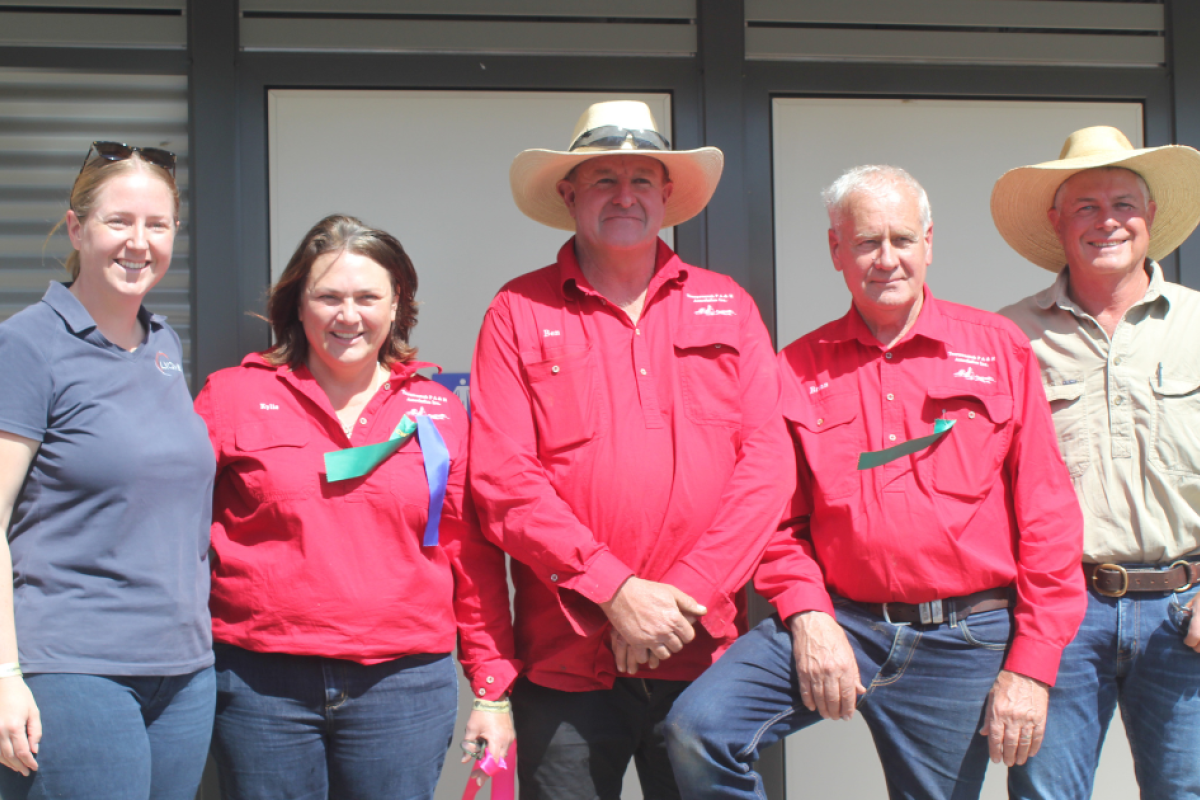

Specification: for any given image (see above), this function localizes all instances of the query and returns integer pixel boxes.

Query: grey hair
[1052,166,1152,211]
[822,165,932,230]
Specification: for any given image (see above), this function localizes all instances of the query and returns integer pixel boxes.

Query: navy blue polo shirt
[0,283,214,675]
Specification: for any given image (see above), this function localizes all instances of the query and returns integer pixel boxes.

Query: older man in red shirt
[469,101,793,799]
[666,165,1086,800]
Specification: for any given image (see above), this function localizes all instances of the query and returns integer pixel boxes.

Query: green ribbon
[324,415,417,482]
[857,418,955,470]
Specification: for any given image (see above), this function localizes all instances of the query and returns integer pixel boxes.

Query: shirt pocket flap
[784,396,859,434]
[926,385,1013,424]
[235,422,309,452]
[523,345,591,384]
[673,322,740,354]
[1043,382,1085,403]
[1151,375,1200,398]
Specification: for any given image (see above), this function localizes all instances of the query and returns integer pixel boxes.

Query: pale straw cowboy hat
[991,126,1200,271]
[510,100,724,231]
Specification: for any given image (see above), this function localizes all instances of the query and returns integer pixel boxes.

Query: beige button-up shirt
[1001,262,1200,564]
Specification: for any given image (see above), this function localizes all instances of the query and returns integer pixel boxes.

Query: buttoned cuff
[660,561,736,638]
[769,584,836,623]
[1003,634,1063,687]
[464,658,522,701]
[556,550,635,605]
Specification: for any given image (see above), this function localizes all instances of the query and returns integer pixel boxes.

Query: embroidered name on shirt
[954,366,997,384]
[154,352,183,376]
[949,351,996,368]
[687,293,734,304]
[810,382,829,395]
[695,305,736,317]
[259,403,279,410]
[543,330,561,337]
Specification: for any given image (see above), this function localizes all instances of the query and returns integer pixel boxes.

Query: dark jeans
[0,667,216,800]
[211,645,457,800]
[511,674,690,800]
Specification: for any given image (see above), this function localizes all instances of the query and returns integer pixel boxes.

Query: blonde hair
[48,152,180,279]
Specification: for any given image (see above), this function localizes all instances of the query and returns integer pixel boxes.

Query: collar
[42,281,161,337]
[818,285,947,349]
[1037,260,1170,315]
[556,237,688,301]
[242,352,441,384]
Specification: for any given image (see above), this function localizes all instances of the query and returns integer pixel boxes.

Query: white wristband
[0,663,22,679]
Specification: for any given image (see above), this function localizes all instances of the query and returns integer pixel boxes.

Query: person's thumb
[670,587,707,616]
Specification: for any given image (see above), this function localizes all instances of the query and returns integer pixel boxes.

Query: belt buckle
[919,599,944,625]
[1092,563,1129,598]
[1170,560,1198,593]
[880,603,909,626]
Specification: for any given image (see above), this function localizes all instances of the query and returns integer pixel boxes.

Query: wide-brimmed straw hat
[991,126,1200,271]
[510,100,724,231]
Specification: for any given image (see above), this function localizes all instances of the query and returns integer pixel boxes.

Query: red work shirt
[470,239,794,691]
[194,354,520,700]
[758,289,1086,685]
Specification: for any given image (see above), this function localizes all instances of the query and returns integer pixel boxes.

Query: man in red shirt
[665,165,1086,799]
[469,100,793,798]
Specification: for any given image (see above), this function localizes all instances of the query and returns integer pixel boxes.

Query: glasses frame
[79,141,177,177]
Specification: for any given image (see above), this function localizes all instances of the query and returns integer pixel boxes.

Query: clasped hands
[602,576,707,675]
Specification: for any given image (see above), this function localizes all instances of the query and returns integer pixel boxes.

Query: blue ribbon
[415,415,450,547]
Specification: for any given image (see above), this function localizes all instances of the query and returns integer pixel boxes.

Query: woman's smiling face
[299,250,399,378]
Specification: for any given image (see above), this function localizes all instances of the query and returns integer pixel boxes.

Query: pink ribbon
[461,740,516,800]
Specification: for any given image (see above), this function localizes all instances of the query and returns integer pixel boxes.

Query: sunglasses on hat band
[80,141,176,177]
[569,125,671,153]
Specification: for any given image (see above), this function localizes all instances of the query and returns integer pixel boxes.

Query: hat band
[568,125,671,153]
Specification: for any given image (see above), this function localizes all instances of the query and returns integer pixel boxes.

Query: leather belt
[857,587,1012,626]
[1086,559,1200,598]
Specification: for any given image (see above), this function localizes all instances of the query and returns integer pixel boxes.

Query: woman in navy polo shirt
[195,215,517,800]
[0,143,216,800]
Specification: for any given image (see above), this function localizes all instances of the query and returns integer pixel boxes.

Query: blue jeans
[1009,583,1200,800]
[211,645,457,800]
[0,667,215,800]
[666,600,1012,800]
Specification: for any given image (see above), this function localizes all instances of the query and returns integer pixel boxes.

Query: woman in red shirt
[195,214,517,800]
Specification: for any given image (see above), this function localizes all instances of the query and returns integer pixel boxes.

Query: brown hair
[265,214,419,369]
[49,152,181,280]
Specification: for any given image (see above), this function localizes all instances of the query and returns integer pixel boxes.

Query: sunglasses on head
[80,141,176,177]
[569,125,671,153]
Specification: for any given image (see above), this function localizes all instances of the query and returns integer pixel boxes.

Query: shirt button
[884,352,893,360]
[886,393,895,401]
[478,688,487,697]
[359,418,367,425]
[486,676,495,684]
[550,574,558,582]
[640,368,648,376]
[968,411,976,419]
[1113,357,1122,366]
[635,329,641,335]
[714,344,722,349]
[551,365,560,374]
[816,418,824,426]
[1114,396,1124,405]
[889,434,897,441]
[383,382,390,390]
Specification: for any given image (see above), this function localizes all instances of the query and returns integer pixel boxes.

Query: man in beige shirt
[994,126,1200,800]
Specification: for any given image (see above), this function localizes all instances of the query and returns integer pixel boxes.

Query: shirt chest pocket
[233,422,316,501]
[785,394,860,501]
[675,323,742,428]
[523,345,601,456]
[1150,374,1200,478]
[925,386,1013,501]
[1043,380,1090,478]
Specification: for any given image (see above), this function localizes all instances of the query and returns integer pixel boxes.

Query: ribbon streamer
[462,741,516,800]
[323,414,450,546]
[857,418,955,470]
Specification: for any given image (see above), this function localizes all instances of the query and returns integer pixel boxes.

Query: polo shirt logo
[687,293,734,303]
[155,352,183,376]
[695,305,736,317]
[953,366,996,384]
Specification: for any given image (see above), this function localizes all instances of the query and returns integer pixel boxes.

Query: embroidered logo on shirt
[154,352,183,376]
[695,305,736,317]
[948,351,996,369]
[259,403,279,410]
[810,382,829,395]
[543,329,561,337]
[687,293,734,304]
[406,405,449,421]
[401,390,447,406]
[953,366,997,384]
